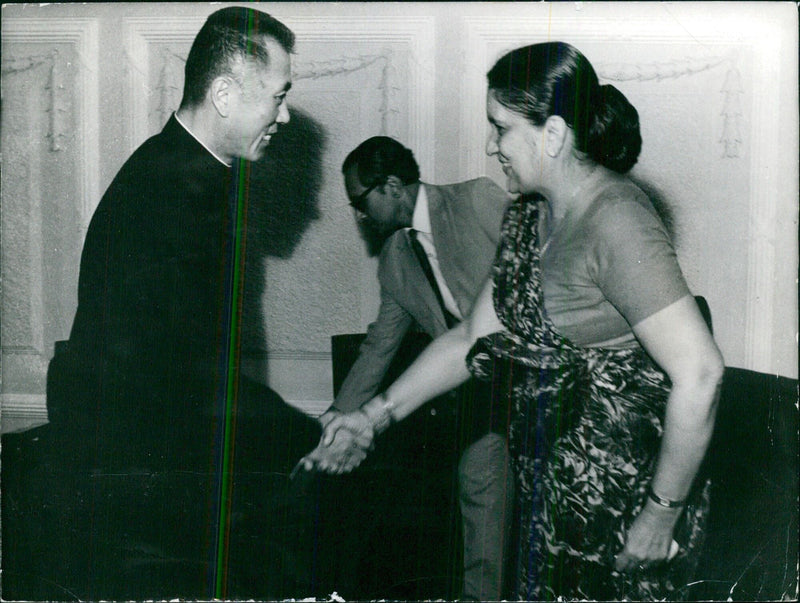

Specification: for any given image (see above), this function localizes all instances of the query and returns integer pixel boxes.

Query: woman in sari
[321,41,723,601]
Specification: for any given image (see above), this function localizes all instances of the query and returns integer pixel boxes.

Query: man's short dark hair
[181,6,295,109]
[342,136,421,187]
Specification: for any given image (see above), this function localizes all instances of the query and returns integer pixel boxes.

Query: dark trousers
[1,377,322,601]
[458,432,513,601]
[313,378,513,601]
[314,394,466,600]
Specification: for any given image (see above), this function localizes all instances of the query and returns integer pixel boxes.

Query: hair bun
[587,84,642,173]
[487,43,642,173]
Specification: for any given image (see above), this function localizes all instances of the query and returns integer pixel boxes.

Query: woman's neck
[544,161,603,228]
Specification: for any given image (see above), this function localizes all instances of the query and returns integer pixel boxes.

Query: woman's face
[485,91,546,195]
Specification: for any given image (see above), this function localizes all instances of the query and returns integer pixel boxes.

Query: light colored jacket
[333,177,510,412]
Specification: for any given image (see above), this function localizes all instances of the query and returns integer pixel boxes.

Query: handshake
[294,393,396,475]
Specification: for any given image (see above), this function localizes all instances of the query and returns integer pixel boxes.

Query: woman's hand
[321,410,375,450]
[614,499,682,572]
[618,294,723,572]
[294,410,375,475]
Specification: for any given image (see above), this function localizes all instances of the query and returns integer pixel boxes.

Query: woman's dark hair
[341,136,421,188]
[487,42,641,173]
[181,6,295,109]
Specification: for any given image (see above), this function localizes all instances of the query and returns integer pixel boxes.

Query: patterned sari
[467,199,709,601]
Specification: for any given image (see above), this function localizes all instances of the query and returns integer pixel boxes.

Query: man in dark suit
[304,137,514,601]
[5,7,320,601]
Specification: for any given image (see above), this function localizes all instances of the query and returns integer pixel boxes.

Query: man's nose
[277,100,290,124]
[485,133,498,156]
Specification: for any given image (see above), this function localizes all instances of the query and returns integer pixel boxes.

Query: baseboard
[1,394,49,434]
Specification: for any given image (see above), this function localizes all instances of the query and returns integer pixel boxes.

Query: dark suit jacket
[38,115,321,599]
[51,115,252,467]
[332,178,509,413]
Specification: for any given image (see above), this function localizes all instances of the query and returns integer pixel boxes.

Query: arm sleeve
[331,286,414,413]
[469,177,511,246]
[589,197,691,328]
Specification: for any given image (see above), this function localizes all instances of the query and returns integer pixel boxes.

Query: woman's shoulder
[585,176,661,233]
[588,173,649,207]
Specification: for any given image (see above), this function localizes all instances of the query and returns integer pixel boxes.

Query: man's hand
[296,410,375,475]
[321,410,374,448]
[317,409,341,431]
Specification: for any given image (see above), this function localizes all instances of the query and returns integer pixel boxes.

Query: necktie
[408,229,458,329]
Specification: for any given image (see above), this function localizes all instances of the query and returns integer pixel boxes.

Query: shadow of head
[239,108,326,353]
[244,107,325,259]
[629,176,676,242]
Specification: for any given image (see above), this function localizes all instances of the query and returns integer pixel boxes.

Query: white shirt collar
[407,183,464,320]
[173,112,231,168]
[410,184,431,235]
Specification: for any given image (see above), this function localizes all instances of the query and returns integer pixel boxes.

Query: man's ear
[385,175,404,196]
[210,76,233,117]
[544,115,568,158]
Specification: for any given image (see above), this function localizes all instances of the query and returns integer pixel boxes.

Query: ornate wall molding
[1,394,48,434]
[2,17,100,229]
[280,15,436,177]
[459,12,787,374]
[459,15,746,177]
[596,55,743,158]
[2,49,66,151]
[1,17,100,426]
[124,15,435,178]
[144,47,397,143]
[742,33,783,373]
[123,17,203,155]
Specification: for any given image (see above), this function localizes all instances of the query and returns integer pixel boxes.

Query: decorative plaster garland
[2,49,67,151]
[153,48,396,136]
[4,48,741,157]
[293,50,395,134]
[596,54,743,158]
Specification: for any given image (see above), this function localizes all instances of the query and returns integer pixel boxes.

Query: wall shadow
[239,108,326,354]
[629,175,676,241]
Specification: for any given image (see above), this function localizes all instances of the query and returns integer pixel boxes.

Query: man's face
[226,38,292,162]
[344,166,407,235]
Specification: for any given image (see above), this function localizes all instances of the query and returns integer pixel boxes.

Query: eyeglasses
[349,180,383,213]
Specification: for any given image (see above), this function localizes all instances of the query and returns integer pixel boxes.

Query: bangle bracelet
[362,392,395,434]
[376,392,395,433]
[648,487,687,508]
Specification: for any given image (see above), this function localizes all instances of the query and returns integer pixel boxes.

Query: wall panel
[1,17,99,431]
[1,3,795,430]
